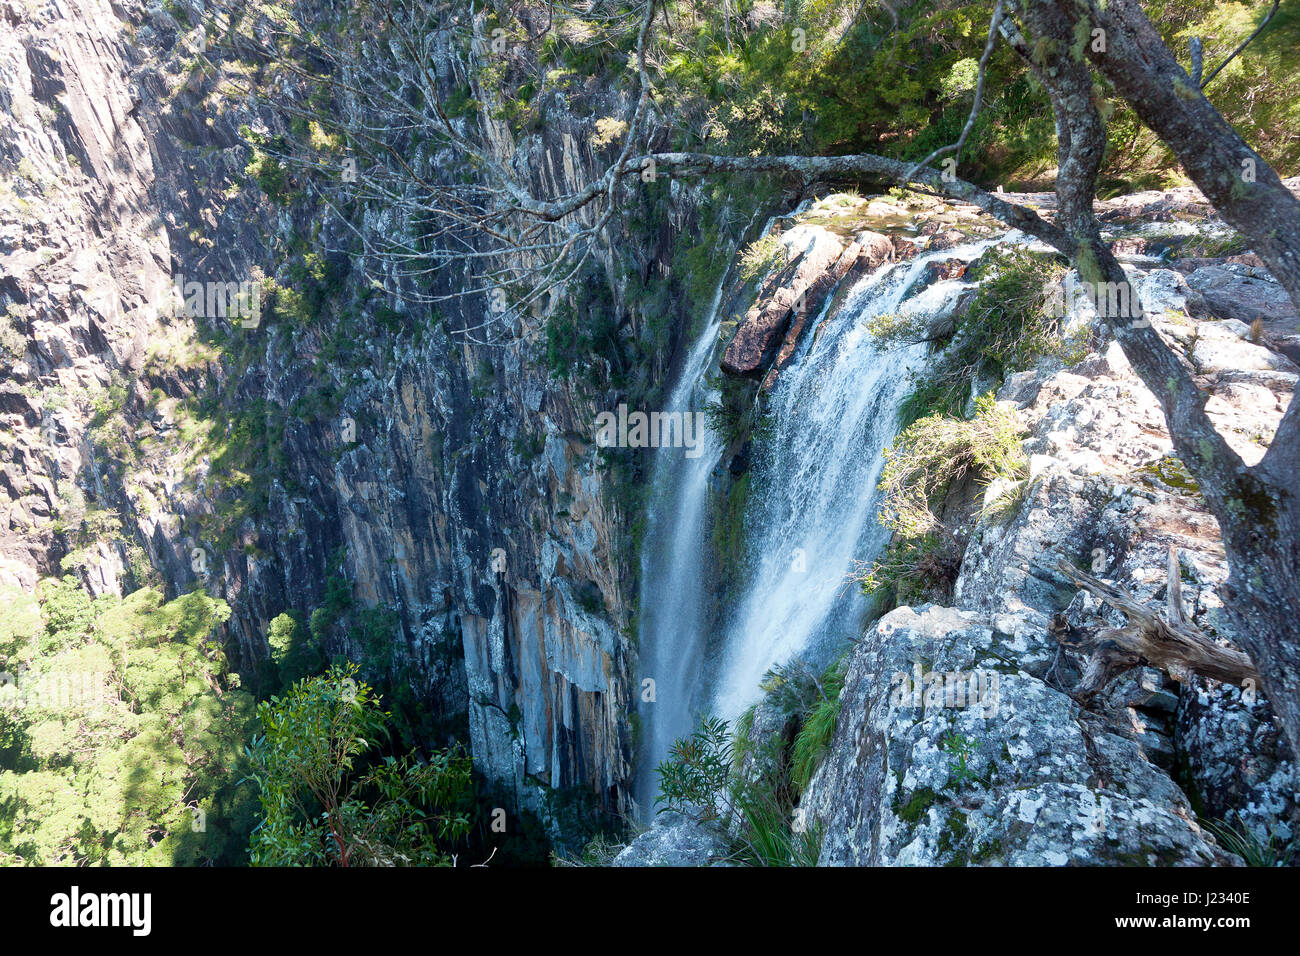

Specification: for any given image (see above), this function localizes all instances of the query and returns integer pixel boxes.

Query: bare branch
[1052,554,1259,699]
[1200,0,1280,90]
[904,0,1004,183]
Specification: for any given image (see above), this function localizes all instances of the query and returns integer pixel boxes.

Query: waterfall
[711,243,995,719]
[632,285,726,812]
[634,223,1003,812]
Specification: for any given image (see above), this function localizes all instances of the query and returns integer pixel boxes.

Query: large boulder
[720,227,845,378]
[797,606,1237,866]
[611,811,731,867]
[721,227,906,379]
[1186,265,1299,328]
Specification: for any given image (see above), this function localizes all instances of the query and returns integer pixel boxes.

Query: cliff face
[1,0,169,594]
[0,0,734,825]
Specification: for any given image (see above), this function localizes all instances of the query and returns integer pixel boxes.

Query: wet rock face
[719,224,915,380]
[799,606,1236,866]
[720,228,848,378]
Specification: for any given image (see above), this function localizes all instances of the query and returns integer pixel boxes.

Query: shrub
[877,395,1028,541]
[790,658,848,794]
[655,714,734,822]
[1202,813,1297,868]
[737,234,788,283]
[702,372,757,450]
[246,663,473,866]
[856,395,1027,607]
[879,247,1078,424]
[655,714,823,866]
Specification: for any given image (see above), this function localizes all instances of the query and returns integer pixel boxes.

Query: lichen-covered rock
[1177,683,1299,845]
[611,812,731,867]
[798,606,1237,865]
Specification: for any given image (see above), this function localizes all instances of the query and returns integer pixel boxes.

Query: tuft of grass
[886,247,1080,426]
[789,654,849,794]
[877,395,1028,542]
[1203,814,1296,867]
[854,396,1027,610]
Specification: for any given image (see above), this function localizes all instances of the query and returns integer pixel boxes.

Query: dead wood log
[1049,547,1259,703]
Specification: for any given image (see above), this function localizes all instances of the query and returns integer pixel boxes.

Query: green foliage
[35,576,95,654]
[790,660,848,794]
[296,556,454,746]
[657,655,848,866]
[940,731,983,791]
[961,248,1082,375]
[246,663,472,866]
[857,532,963,608]
[0,582,255,865]
[655,714,734,822]
[883,248,1076,425]
[878,395,1028,541]
[737,234,788,283]
[638,2,1300,193]
[861,250,1083,608]
[702,372,758,450]
[266,611,324,688]
[542,275,621,383]
[709,471,751,601]
[1100,1,1300,192]
[857,396,1027,608]
[263,252,346,329]
[240,125,292,205]
[551,831,627,867]
[1202,812,1297,867]
[0,587,40,661]
[167,392,289,552]
[0,305,27,364]
[655,713,823,867]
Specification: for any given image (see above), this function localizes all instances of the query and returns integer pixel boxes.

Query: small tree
[246,663,472,866]
[655,715,735,822]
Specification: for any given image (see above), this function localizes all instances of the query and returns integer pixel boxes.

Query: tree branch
[1052,553,1259,701]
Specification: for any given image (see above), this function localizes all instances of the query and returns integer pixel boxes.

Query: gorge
[0,0,1297,870]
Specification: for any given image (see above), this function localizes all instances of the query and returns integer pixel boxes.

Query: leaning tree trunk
[1009,0,1300,760]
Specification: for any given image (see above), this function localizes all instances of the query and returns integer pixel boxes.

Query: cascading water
[712,239,999,719]
[634,220,1004,813]
[632,289,726,812]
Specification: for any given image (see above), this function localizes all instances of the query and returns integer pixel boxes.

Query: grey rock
[1187,266,1299,328]
[798,606,1237,865]
[612,812,732,867]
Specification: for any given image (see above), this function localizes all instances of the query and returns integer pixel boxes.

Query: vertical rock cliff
[0,0,755,832]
